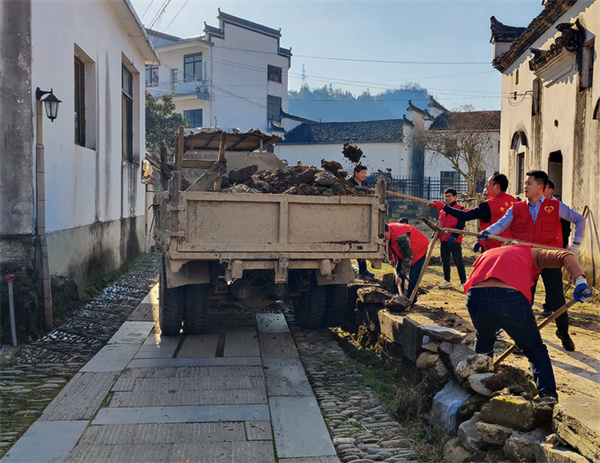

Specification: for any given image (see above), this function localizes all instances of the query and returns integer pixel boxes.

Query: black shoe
[556,330,575,352]
[541,310,553,317]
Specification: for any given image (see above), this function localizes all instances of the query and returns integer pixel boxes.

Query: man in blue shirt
[481,171,585,351]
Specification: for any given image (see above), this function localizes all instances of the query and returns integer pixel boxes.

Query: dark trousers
[357,259,367,274]
[536,268,568,332]
[440,241,467,284]
[466,287,557,399]
[397,255,426,302]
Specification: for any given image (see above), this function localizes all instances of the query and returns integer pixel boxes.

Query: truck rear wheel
[184,284,210,335]
[326,284,349,327]
[294,279,327,329]
[159,256,185,336]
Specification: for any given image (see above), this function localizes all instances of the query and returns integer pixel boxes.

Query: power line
[163,0,189,34]
[140,0,156,20]
[293,54,489,65]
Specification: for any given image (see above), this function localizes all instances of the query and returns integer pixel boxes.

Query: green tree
[145,92,188,156]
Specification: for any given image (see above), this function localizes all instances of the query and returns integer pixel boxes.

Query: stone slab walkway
[1,288,339,463]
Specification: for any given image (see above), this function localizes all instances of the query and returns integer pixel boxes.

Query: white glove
[568,243,580,254]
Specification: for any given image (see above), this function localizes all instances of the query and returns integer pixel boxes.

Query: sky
[129,0,545,111]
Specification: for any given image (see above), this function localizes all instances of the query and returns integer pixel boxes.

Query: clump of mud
[222,164,366,196]
[342,142,363,164]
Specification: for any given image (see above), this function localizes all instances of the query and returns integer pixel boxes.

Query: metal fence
[364,174,472,202]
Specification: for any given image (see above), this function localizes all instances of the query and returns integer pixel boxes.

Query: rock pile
[221,164,366,196]
[353,300,600,463]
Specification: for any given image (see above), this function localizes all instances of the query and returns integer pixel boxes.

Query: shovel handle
[493,294,589,366]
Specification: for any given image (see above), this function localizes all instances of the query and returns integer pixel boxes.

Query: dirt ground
[367,235,600,402]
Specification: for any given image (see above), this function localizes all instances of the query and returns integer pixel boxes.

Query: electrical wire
[162,0,189,34]
[140,0,156,20]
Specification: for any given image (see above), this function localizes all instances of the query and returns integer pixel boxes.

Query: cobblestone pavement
[0,254,160,457]
[291,328,418,463]
[1,253,419,462]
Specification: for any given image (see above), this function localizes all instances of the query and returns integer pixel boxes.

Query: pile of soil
[222,164,367,196]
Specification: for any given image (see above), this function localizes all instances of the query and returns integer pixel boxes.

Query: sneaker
[540,310,553,317]
[496,329,507,341]
[439,280,453,289]
[556,330,575,352]
[359,270,375,280]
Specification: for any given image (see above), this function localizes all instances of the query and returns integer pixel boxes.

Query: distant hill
[287,85,430,122]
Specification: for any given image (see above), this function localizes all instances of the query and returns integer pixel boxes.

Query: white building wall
[275,142,408,176]
[210,23,289,132]
[498,0,600,277]
[31,0,149,286]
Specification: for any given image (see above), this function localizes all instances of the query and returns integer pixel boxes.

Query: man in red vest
[430,172,517,252]
[464,245,591,400]
[433,188,467,289]
[385,222,429,302]
[480,170,586,351]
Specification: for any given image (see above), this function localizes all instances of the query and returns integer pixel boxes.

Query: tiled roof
[429,111,501,131]
[279,119,408,145]
[490,16,527,43]
[216,10,281,38]
[492,0,578,72]
[428,96,448,113]
[407,100,434,120]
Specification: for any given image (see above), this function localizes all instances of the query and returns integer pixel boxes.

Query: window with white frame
[145,65,159,86]
[74,44,96,149]
[74,56,86,147]
[184,109,203,128]
[184,53,202,82]
[267,95,281,121]
[122,64,133,162]
[268,65,282,83]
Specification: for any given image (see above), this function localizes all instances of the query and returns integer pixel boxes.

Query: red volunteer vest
[480,191,517,251]
[510,198,562,248]
[464,245,540,303]
[388,223,429,265]
[439,203,465,243]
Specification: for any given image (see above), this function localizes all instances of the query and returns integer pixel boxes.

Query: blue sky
[130,0,544,111]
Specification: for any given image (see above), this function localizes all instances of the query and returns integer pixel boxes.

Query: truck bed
[159,191,386,262]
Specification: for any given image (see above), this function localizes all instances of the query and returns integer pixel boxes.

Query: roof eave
[110,0,159,64]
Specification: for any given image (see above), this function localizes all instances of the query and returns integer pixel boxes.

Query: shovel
[419,216,564,251]
[407,224,441,305]
[493,292,590,366]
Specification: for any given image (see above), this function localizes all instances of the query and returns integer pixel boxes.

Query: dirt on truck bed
[221,164,367,196]
[366,235,600,402]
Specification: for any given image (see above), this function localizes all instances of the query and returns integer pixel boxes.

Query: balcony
[146,79,209,100]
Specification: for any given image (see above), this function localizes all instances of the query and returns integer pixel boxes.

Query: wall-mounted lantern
[35,87,61,122]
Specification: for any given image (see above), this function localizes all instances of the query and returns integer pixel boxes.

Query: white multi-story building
[146,10,291,134]
[0,0,157,331]
[491,0,599,278]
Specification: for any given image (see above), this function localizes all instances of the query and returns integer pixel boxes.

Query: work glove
[473,242,482,253]
[429,200,444,211]
[478,230,490,241]
[567,243,580,254]
[447,236,456,247]
[573,278,592,303]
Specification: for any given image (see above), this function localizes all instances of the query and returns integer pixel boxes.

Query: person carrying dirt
[429,172,517,252]
[384,222,429,303]
[464,244,591,400]
[480,170,586,352]
[349,164,374,279]
[432,188,467,289]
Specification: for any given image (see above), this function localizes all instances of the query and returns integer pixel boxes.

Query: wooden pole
[419,216,563,251]
[493,298,581,366]
[408,223,440,305]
